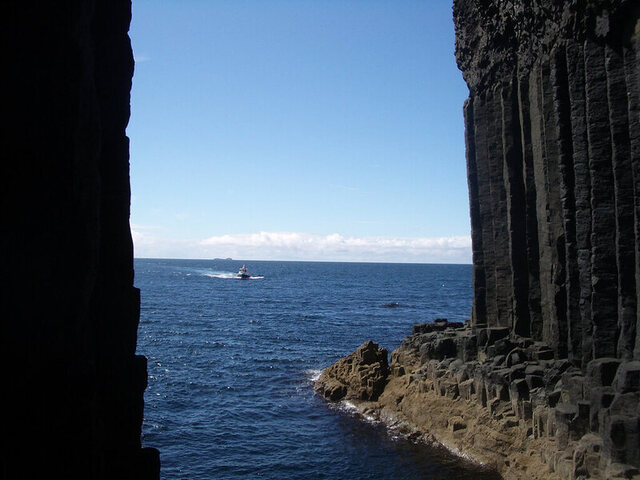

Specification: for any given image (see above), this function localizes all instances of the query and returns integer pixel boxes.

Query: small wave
[341,400,358,413]
[305,369,322,382]
[362,411,378,423]
[329,400,382,427]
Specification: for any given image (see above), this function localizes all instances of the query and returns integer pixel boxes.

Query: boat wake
[203,272,235,279]
[203,272,264,280]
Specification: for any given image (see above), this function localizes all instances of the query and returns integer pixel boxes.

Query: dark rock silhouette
[2,1,158,479]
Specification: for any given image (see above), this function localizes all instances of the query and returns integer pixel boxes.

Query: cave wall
[1,2,158,478]
[454,0,640,366]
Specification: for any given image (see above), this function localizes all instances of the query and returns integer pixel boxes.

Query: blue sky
[128,0,471,263]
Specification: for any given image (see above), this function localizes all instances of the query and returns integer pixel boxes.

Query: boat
[236,265,251,279]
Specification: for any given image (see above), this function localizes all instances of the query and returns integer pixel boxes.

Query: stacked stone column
[455,0,640,366]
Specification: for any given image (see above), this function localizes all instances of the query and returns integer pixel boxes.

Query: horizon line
[133,256,473,266]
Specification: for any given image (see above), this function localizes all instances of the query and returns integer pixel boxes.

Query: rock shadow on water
[325,396,501,480]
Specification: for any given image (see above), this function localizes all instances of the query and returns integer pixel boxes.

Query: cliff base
[315,322,640,480]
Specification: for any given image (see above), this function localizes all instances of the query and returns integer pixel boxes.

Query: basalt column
[1,2,159,479]
[454,0,640,365]
[628,11,640,361]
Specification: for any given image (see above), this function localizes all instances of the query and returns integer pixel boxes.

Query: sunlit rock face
[314,341,390,402]
[2,2,158,478]
[452,0,640,476]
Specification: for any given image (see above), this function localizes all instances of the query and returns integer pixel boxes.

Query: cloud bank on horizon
[131,228,472,264]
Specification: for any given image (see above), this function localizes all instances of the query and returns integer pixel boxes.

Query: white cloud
[131,227,471,264]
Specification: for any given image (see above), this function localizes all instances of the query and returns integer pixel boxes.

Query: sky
[128,0,471,263]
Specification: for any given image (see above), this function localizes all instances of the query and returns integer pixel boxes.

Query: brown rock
[314,341,389,402]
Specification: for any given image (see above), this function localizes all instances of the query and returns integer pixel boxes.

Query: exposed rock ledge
[314,321,640,480]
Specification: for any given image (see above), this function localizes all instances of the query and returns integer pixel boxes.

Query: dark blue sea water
[135,259,498,480]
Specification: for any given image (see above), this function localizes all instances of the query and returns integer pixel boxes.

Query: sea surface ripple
[135,259,499,480]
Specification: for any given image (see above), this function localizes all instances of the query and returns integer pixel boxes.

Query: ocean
[135,258,498,480]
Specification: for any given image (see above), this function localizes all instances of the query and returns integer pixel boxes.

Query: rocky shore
[314,320,640,480]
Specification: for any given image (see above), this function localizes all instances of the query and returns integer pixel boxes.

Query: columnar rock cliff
[455,0,640,365]
[317,2,640,479]
[2,2,158,478]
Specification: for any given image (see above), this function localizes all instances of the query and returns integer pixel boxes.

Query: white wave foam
[305,369,322,382]
[203,272,235,279]
[362,412,378,423]
[340,401,359,414]
[328,400,383,427]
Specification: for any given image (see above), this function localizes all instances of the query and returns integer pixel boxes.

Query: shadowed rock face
[455,0,640,365]
[1,2,158,478]
[445,0,640,476]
